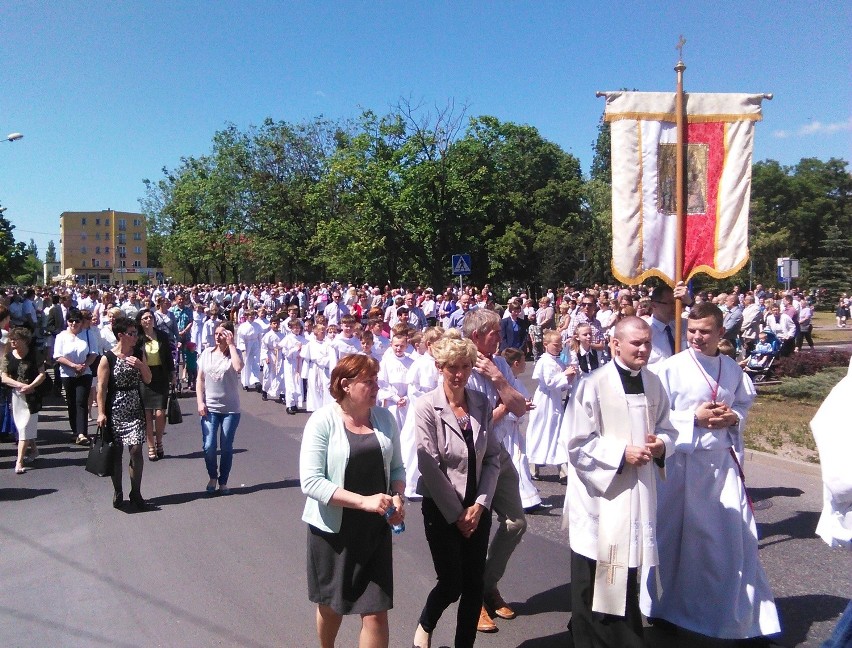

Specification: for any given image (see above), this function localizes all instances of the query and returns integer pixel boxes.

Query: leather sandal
[148,446,158,461]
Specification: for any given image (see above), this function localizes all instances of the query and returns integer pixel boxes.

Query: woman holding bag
[96,317,152,510]
[1,327,48,474]
[135,309,176,461]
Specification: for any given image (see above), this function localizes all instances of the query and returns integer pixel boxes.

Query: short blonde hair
[430,329,478,367]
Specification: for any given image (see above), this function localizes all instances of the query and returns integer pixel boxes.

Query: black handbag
[167,389,183,425]
[85,425,116,477]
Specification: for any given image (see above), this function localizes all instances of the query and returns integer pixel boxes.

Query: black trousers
[61,374,93,437]
[419,497,491,648]
[569,550,644,648]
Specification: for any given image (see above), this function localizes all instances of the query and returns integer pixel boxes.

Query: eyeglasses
[67,318,81,324]
[581,303,595,308]
[122,330,139,337]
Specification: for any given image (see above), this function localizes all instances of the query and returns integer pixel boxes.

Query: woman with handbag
[1,327,48,474]
[135,309,176,461]
[96,317,153,510]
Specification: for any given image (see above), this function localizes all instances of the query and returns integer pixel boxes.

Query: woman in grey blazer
[412,330,501,648]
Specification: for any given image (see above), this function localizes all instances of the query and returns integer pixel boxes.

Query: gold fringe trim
[611,253,751,286]
[605,112,762,124]
[684,253,751,283]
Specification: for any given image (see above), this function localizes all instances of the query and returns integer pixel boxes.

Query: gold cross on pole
[676,35,687,62]
[601,544,626,585]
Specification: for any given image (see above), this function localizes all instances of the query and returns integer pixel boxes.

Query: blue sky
[1,1,849,257]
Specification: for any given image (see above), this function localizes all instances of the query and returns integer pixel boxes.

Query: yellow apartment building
[59,210,155,285]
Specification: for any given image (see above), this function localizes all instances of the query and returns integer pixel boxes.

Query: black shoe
[261,391,268,401]
[113,491,123,509]
[254,383,262,393]
[287,406,297,415]
[524,502,553,514]
[129,491,152,511]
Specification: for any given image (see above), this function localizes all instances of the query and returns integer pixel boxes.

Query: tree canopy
[138,106,849,297]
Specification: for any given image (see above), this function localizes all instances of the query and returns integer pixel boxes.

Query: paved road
[1,383,848,648]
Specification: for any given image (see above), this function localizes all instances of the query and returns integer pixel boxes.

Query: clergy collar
[613,357,641,377]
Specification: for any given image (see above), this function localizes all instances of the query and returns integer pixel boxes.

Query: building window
[96,218,101,225]
[105,234,110,241]
[119,260,126,268]
[81,246,87,254]
[105,260,111,267]
[134,246,141,254]
[105,218,110,226]
[95,246,100,254]
[95,232,101,240]
[118,233,126,244]
[133,232,142,241]
[105,246,110,254]
[81,233,87,240]
[118,219,126,231]
[133,219,142,227]
[81,217,87,225]
[133,260,141,268]
[81,260,87,267]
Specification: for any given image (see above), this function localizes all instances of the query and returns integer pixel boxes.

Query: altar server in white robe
[236,310,262,390]
[810,357,852,648]
[526,329,576,474]
[278,318,306,414]
[299,323,335,412]
[501,347,544,512]
[565,316,676,648]
[398,327,443,499]
[326,314,362,361]
[641,303,781,640]
[260,317,285,401]
[377,332,414,432]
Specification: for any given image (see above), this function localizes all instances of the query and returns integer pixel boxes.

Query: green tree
[45,240,57,263]
[0,203,28,284]
[809,224,851,309]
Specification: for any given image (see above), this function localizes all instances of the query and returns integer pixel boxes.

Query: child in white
[278,319,306,413]
[527,329,577,476]
[398,327,443,498]
[260,318,285,401]
[502,347,545,510]
[300,323,335,412]
[377,332,414,431]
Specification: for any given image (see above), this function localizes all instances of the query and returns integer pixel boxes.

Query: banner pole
[674,37,687,353]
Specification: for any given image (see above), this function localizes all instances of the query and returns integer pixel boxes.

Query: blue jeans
[200,412,241,485]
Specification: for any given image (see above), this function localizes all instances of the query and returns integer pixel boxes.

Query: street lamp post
[3,133,23,143]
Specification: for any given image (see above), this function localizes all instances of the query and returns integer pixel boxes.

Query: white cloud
[774,116,852,139]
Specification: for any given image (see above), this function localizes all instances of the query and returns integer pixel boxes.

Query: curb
[745,448,822,477]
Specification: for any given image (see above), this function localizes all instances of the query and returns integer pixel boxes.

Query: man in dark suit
[45,292,70,395]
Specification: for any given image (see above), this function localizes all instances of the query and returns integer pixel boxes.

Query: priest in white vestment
[565,317,677,648]
[641,303,781,640]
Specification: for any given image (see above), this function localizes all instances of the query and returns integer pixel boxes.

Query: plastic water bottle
[384,505,405,534]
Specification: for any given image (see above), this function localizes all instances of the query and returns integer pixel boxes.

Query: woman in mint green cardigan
[300,353,405,648]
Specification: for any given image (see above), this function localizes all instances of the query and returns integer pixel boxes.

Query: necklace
[689,348,723,403]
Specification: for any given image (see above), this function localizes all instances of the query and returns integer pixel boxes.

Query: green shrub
[767,366,847,402]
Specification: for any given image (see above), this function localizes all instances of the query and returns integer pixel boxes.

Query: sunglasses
[67,318,81,324]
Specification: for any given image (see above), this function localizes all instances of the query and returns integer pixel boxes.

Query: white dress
[278,333,306,408]
[640,349,780,639]
[260,329,285,398]
[377,350,414,432]
[300,339,335,412]
[526,353,571,466]
[503,380,541,509]
[397,352,439,498]
[236,320,262,388]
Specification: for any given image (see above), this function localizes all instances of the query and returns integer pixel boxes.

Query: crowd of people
[1,278,848,647]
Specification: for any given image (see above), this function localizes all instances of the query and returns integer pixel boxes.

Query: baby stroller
[742,329,781,383]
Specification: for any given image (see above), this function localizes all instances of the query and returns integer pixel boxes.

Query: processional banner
[603,92,765,285]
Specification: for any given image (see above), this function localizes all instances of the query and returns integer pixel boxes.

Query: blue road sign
[451,254,472,276]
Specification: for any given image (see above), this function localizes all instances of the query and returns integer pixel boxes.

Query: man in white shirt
[322,290,349,326]
[765,304,796,356]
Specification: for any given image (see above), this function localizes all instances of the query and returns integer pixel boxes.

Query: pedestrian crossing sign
[451,254,472,276]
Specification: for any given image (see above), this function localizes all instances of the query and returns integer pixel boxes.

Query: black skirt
[139,364,169,410]
[306,428,392,615]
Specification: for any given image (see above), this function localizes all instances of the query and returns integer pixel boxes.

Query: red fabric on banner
[683,122,725,276]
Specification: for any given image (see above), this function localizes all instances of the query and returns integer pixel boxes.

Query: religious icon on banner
[657,143,708,215]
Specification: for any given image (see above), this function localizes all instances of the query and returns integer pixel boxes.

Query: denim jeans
[200,411,241,485]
